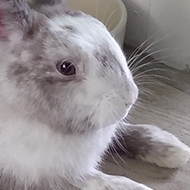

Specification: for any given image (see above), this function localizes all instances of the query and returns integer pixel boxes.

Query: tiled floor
[102,48,190,190]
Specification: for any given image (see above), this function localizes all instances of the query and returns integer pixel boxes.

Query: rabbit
[0,0,189,190]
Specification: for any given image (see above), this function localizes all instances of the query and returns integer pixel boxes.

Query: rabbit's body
[0,99,116,186]
[0,0,190,190]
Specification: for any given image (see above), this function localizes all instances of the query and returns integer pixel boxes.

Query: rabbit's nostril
[125,103,132,108]
[125,102,133,108]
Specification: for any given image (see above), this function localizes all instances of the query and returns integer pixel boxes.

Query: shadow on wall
[122,0,190,71]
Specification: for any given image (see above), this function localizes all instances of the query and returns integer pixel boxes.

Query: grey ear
[0,0,37,39]
[28,0,67,17]
[28,0,65,6]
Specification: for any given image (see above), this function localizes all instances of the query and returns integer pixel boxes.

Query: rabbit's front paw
[118,124,190,168]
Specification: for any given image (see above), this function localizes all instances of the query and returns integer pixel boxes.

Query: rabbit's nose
[125,81,139,106]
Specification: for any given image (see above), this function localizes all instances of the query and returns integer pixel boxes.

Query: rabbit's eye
[56,60,76,76]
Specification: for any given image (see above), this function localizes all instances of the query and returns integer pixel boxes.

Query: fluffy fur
[0,0,189,190]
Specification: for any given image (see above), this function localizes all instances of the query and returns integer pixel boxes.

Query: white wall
[122,0,190,71]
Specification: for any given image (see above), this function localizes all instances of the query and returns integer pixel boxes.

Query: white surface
[122,0,190,70]
[67,0,127,46]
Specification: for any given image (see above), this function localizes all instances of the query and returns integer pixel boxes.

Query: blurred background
[123,0,190,71]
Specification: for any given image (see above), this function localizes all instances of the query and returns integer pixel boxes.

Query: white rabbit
[0,0,189,189]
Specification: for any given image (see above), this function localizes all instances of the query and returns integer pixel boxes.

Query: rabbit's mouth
[89,97,134,130]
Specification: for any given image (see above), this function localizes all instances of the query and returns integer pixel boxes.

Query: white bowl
[67,0,127,46]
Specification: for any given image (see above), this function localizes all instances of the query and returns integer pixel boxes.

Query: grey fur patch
[0,170,80,190]
[12,64,29,76]
[29,0,84,18]
[94,48,124,74]
[112,125,174,159]
[10,64,30,84]
[61,116,95,134]
[64,10,84,17]
[29,0,67,17]
[64,25,76,32]
[29,0,63,6]
[115,127,152,158]
[0,0,34,32]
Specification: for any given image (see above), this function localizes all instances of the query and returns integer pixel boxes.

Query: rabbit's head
[0,0,138,134]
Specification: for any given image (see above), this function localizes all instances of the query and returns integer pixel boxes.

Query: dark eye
[56,60,76,76]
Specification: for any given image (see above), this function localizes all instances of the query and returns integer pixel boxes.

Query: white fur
[0,98,118,183]
[0,95,119,177]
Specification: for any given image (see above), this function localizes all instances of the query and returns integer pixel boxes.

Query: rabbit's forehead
[48,14,111,46]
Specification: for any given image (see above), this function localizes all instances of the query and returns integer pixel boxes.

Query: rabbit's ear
[28,0,66,6]
[29,0,67,17]
[0,0,40,40]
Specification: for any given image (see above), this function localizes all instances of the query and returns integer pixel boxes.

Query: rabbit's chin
[98,104,132,128]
